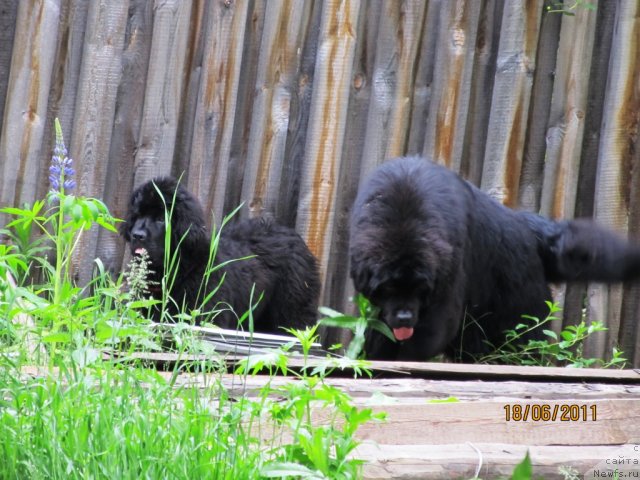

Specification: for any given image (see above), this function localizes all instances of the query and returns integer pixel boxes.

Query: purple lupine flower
[49,118,76,193]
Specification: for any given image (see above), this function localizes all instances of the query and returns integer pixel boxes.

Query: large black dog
[350,156,640,361]
[121,177,321,333]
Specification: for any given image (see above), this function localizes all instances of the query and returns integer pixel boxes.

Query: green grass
[0,118,380,479]
[475,301,627,368]
[0,336,379,479]
[0,359,264,479]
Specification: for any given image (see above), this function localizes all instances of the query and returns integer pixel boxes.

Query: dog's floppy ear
[169,184,208,252]
[119,190,140,242]
[119,215,131,241]
[350,261,380,298]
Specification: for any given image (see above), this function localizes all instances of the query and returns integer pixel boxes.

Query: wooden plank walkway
[23,356,640,479]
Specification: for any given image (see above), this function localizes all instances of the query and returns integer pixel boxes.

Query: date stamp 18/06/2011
[503,403,597,422]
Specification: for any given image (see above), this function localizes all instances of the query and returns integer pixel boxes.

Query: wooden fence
[1,0,639,365]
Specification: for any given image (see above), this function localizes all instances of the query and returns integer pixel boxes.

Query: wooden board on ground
[355,443,640,480]
[118,349,640,383]
[23,356,640,479]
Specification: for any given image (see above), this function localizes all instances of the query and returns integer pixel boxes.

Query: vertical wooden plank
[322,1,379,347]
[98,0,153,274]
[422,0,481,173]
[624,147,640,367]
[532,6,594,337]
[608,5,640,367]
[586,1,640,360]
[480,0,543,207]
[406,0,442,156]
[132,0,194,186]
[459,0,503,185]
[359,0,427,179]
[172,0,207,184]
[380,0,428,160]
[562,0,616,335]
[188,0,249,224]
[0,0,19,130]
[517,7,562,212]
[240,0,311,218]
[276,0,323,227]
[70,0,129,284]
[539,7,596,219]
[296,0,360,294]
[35,0,90,202]
[0,0,61,214]
[224,0,267,218]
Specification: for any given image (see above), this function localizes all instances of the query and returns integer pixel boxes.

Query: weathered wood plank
[535,5,596,336]
[422,0,480,173]
[357,443,638,480]
[406,0,441,156]
[34,0,90,202]
[540,6,597,219]
[172,0,207,192]
[352,399,640,446]
[0,0,18,131]
[132,0,193,187]
[518,7,562,213]
[69,0,129,285]
[367,359,640,383]
[0,0,61,214]
[459,0,503,185]
[266,0,322,228]
[224,0,267,219]
[359,0,427,176]
[322,1,378,342]
[101,0,153,275]
[188,0,249,224]
[20,366,640,399]
[562,0,617,336]
[480,0,543,207]
[2,1,640,369]
[295,0,360,294]
[241,0,310,218]
[587,1,640,360]
[115,352,640,383]
[612,2,640,367]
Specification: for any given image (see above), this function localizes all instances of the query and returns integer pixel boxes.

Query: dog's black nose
[131,227,147,241]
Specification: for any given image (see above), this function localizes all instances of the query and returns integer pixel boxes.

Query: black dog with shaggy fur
[121,177,321,333]
[350,156,640,361]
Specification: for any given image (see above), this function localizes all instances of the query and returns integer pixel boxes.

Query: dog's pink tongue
[135,247,147,255]
[393,327,414,341]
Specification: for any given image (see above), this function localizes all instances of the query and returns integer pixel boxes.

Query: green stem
[53,198,65,307]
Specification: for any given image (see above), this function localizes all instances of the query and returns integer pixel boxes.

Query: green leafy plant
[0,119,155,364]
[318,293,395,359]
[511,451,533,480]
[235,324,384,479]
[0,120,385,479]
[478,302,626,368]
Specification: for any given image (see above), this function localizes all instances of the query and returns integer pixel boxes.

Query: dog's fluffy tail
[526,214,640,283]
